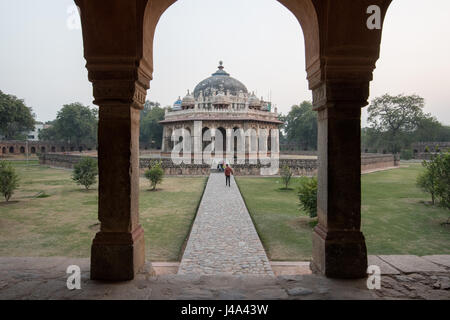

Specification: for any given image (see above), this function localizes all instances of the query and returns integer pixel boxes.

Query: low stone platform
[0,256,449,300]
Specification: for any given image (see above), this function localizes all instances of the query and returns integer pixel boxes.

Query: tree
[298,176,317,218]
[0,161,19,201]
[361,127,382,153]
[39,103,98,148]
[367,94,429,155]
[413,116,450,143]
[280,165,293,190]
[140,102,165,149]
[144,161,164,191]
[72,157,98,190]
[284,101,317,150]
[0,90,35,140]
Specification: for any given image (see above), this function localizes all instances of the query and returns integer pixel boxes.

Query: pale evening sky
[0,0,449,126]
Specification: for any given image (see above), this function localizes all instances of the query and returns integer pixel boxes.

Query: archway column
[161,126,167,152]
[89,66,149,281]
[311,81,369,278]
[225,127,233,164]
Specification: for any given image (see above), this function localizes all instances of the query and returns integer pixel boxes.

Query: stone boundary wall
[360,154,395,172]
[39,153,86,169]
[1,140,90,155]
[39,153,395,176]
[415,152,448,160]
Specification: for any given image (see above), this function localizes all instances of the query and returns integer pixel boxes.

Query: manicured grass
[236,164,450,261]
[0,161,207,261]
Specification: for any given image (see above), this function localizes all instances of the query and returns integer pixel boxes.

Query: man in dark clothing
[224,164,233,187]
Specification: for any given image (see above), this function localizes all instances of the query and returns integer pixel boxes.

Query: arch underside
[74,0,392,281]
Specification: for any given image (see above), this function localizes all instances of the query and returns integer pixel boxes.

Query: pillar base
[311,224,367,279]
[91,225,145,281]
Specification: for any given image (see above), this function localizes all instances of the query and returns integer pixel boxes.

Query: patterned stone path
[178,173,274,276]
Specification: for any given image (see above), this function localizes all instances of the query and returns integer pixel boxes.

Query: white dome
[182,91,195,106]
[248,93,261,107]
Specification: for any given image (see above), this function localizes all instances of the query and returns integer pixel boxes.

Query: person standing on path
[224,163,234,187]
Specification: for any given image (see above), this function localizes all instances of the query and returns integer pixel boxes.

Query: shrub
[400,149,413,160]
[417,152,450,209]
[298,176,317,218]
[145,161,164,191]
[72,157,98,190]
[435,153,450,210]
[0,161,19,201]
[280,165,293,189]
[417,169,438,205]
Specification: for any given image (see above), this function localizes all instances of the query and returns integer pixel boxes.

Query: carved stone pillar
[248,126,258,164]
[161,126,167,152]
[226,127,233,164]
[311,81,369,279]
[89,65,149,281]
[193,121,202,164]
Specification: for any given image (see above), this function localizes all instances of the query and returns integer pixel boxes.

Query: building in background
[160,62,282,161]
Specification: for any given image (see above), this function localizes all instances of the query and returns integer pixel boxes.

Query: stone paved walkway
[178,173,273,276]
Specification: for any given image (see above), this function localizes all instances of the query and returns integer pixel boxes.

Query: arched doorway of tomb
[233,126,240,162]
[202,127,210,152]
[268,128,272,153]
[20,146,25,154]
[9,146,14,154]
[30,147,36,154]
[216,127,227,157]
[183,126,192,158]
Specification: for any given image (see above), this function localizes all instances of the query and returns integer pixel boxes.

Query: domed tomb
[193,61,248,99]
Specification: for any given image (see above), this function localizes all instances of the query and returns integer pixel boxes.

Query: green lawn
[0,161,207,261]
[2,161,449,262]
[236,164,450,261]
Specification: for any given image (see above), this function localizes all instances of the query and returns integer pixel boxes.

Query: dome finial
[218,60,224,70]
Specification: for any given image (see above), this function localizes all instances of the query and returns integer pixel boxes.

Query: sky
[0,0,449,126]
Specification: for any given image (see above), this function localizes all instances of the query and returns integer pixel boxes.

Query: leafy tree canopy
[284,101,317,150]
[39,103,98,147]
[0,90,35,140]
[366,94,435,154]
[140,101,166,149]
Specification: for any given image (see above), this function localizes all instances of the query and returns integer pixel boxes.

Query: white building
[27,123,45,141]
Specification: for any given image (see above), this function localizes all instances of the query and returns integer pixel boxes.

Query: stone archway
[9,146,14,154]
[2,147,6,154]
[216,127,227,154]
[75,0,392,281]
[20,146,25,154]
[41,146,46,154]
[202,127,210,152]
[31,147,36,154]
